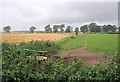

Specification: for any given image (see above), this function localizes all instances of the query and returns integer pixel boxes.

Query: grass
[57,35,85,51]
[86,34,118,55]
[57,34,118,55]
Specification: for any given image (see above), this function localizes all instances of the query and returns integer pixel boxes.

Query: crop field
[1,33,74,43]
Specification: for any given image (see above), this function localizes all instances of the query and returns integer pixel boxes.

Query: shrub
[2,42,120,81]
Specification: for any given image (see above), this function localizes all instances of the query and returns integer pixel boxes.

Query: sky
[0,0,119,31]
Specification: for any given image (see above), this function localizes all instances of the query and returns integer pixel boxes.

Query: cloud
[0,0,118,31]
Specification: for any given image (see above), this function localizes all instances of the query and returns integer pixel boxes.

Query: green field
[86,34,118,55]
[57,34,118,55]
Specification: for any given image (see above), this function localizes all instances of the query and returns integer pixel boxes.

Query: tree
[96,25,102,32]
[53,25,58,33]
[59,24,65,33]
[44,25,52,33]
[65,26,73,33]
[88,22,97,33]
[29,26,36,33]
[102,25,117,33]
[118,27,120,33]
[3,26,11,32]
[75,27,79,35]
[49,27,52,33]
[80,25,88,33]
[102,25,108,33]
[106,25,113,33]
[111,25,117,33]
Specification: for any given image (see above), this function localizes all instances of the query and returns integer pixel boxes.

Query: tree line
[3,22,119,34]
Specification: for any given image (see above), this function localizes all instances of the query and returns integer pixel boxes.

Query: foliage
[19,40,60,55]
[43,22,118,34]
[2,34,120,81]
[65,26,73,33]
[2,42,120,81]
[29,26,36,33]
[60,24,65,33]
[80,25,88,33]
[44,25,52,33]
[102,25,118,33]
[75,27,79,35]
[53,25,59,33]
[3,26,11,33]
[88,22,98,33]
[80,23,118,34]
[48,24,65,33]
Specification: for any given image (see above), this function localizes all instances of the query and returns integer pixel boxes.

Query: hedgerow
[1,41,120,81]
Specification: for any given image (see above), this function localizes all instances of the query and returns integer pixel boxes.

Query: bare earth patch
[54,48,112,66]
[54,34,112,66]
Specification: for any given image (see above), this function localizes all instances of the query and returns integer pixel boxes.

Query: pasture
[86,34,118,55]
[57,34,118,55]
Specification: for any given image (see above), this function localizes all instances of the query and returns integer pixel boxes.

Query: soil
[53,48,112,66]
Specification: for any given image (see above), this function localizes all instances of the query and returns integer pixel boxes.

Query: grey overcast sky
[0,0,119,31]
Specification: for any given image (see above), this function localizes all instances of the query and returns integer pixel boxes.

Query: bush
[2,42,120,81]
